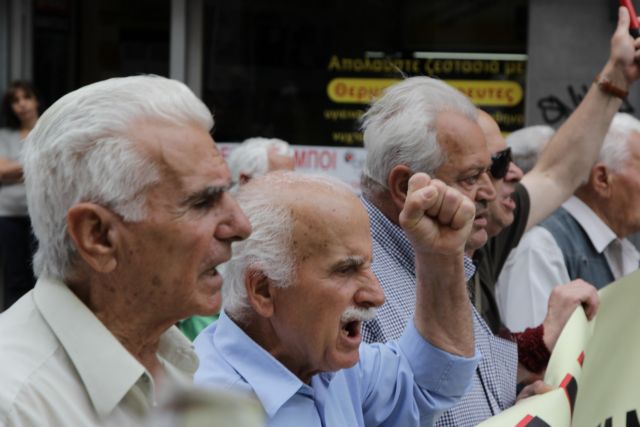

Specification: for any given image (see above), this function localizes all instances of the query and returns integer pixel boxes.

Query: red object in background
[621,0,640,37]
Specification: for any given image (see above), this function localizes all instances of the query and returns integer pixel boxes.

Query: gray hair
[506,125,555,173]
[222,172,352,321]
[360,76,477,193]
[228,137,293,191]
[23,75,213,279]
[575,113,640,186]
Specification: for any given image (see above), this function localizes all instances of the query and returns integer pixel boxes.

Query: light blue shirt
[194,311,479,427]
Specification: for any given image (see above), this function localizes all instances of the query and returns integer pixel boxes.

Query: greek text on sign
[448,80,523,106]
[327,77,522,106]
[327,78,399,104]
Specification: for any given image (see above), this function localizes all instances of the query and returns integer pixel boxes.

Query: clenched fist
[399,173,475,257]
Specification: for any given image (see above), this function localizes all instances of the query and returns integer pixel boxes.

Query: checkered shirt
[361,196,518,426]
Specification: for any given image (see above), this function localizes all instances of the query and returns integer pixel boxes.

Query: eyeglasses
[490,147,512,180]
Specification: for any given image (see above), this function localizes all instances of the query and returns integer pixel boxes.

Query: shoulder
[519,225,559,249]
[0,296,71,424]
[0,128,20,142]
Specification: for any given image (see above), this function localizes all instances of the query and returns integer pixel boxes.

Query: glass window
[202,0,527,146]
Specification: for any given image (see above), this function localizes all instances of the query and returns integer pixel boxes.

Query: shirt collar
[213,311,306,418]
[34,276,197,417]
[562,196,617,253]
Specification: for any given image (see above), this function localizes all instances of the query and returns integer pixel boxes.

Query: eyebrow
[181,184,231,206]
[331,255,366,272]
[459,164,489,177]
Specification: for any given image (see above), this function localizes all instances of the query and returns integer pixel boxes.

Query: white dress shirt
[0,276,198,427]
[496,196,640,331]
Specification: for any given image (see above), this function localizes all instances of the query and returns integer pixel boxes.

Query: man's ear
[590,164,612,198]
[66,203,119,273]
[245,269,275,317]
[388,164,412,211]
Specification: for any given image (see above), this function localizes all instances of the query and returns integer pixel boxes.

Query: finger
[581,287,600,320]
[401,181,438,229]
[557,280,600,320]
[434,185,462,225]
[407,172,431,196]
[450,193,476,230]
[425,180,447,218]
[531,381,553,395]
[517,381,553,403]
[617,6,631,37]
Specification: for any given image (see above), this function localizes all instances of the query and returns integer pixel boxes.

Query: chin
[469,228,488,248]
[331,351,360,371]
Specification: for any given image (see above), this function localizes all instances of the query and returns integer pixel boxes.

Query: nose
[505,162,524,183]
[476,171,496,203]
[354,274,385,309]
[214,193,252,242]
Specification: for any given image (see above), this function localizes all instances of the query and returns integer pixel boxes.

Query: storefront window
[202,0,527,146]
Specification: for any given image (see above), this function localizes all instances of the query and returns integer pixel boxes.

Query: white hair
[360,76,477,193]
[599,113,640,170]
[222,172,352,321]
[23,75,213,279]
[227,137,293,191]
[506,125,555,173]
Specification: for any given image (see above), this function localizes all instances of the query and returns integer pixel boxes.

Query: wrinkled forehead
[435,111,491,170]
[287,184,370,257]
[132,117,222,162]
[476,111,506,154]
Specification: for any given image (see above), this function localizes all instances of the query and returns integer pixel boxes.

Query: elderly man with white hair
[179,136,295,341]
[228,137,295,190]
[497,113,640,331]
[0,76,252,426]
[358,9,640,425]
[506,125,555,174]
[194,171,480,426]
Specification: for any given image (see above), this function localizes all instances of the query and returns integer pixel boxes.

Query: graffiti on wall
[537,84,635,125]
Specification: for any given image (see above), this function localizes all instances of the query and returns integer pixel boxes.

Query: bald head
[221,172,364,320]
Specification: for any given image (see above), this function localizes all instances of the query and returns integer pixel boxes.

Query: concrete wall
[526,0,638,127]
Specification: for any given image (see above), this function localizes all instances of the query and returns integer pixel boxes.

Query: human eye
[461,174,480,186]
[332,257,365,275]
[188,186,226,210]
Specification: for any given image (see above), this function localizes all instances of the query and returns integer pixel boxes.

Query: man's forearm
[413,252,474,357]
[0,158,23,183]
[523,61,625,230]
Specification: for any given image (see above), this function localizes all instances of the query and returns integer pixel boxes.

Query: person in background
[228,137,295,190]
[506,125,555,174]
[0,81,40,310]
[497,113,640,331]
[0,75,251,426]
[179,136,295,341]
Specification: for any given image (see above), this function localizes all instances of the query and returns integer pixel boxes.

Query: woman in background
[0,81,40,309]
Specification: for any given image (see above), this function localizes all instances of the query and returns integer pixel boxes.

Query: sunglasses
[490,147,512,180]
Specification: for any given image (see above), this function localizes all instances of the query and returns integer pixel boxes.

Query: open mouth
[340,320,361,339]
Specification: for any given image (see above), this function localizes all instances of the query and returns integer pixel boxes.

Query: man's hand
[606,7,640,85]
[404,173,476,357]
[399,173,475,257]
[542,280,599,351]
[515,380,553,404]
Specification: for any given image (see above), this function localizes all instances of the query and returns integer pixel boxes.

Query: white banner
[217,143,367,193]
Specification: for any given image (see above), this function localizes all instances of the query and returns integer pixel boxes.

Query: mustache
[340,306,377,323]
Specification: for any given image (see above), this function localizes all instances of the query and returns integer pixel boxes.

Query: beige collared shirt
[0,276,198,427]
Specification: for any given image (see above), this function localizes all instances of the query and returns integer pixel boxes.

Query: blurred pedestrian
[0,81,40,309]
